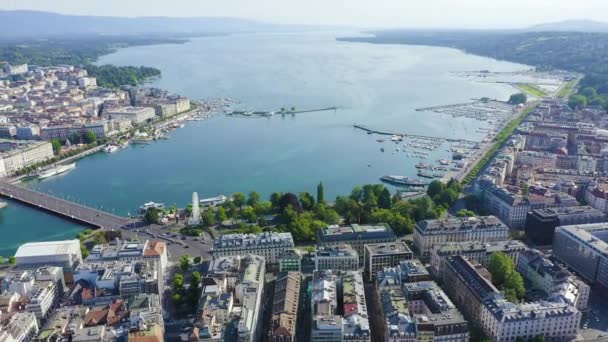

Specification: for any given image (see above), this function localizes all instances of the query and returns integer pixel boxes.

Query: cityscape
[2,1,608,342]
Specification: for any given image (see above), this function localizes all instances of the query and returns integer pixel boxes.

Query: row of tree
[182,179,464,242]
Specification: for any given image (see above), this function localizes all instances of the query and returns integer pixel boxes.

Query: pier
[0,181,138,230]
[353,124,478,144]
[227,106,338,117]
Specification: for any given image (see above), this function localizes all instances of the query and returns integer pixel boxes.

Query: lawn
[516,83,548,97]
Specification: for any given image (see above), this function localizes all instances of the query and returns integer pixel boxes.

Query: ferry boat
[417,171,434,179]
[38,163,76,179]
[103,145,119,153]
[381,175,429,187]
[131,137,153,144]
[139,201,165,214]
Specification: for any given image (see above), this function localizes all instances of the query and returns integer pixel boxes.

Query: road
[0,180,137,230]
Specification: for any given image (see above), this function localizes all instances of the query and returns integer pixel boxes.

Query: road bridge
[0,181,138,230]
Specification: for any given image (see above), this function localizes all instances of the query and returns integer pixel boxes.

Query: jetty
[0,180,138,230]
[227,106,338,117]
[353,124,478,144]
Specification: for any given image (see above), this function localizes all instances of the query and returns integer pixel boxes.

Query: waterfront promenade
[0,180,137,230]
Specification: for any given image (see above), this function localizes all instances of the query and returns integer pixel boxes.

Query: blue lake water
[0,31,527,256]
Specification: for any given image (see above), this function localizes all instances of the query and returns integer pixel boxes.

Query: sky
[1,0,608,29]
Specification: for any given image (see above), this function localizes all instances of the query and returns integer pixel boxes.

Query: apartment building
[363,242,413,281]
[212,232,294,264]
[414,216,509,258]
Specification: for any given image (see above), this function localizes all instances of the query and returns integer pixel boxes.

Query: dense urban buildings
[414,216,509,258]
[526,206,606,245]
[314,245,359,272]
[363,242,413,281]
[317,224,396,264]
[211,232,294,264]
[443,256,581,342]
[553,223,608,287]
[429,240,527,278]
[270,271,301,342]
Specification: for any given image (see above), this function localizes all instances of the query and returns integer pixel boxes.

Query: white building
[104,106,156,125]
[25,282,58,320]
[314,245,359,272]
[414,216,509,258]
[15,240,82,271]
[212,232,294,264]
[5,312,38,342]
[0,140,54,176]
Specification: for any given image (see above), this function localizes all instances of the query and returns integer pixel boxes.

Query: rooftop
[365,242,412,256]
[318,223,396,242]
[15,239,80,258]
[416,216,507,234]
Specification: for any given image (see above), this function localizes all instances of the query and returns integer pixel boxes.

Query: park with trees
[178,179,464,243]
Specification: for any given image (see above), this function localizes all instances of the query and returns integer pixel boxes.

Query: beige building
[414,216,509,258]
[0,140,54,176]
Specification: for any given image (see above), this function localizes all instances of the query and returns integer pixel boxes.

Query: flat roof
[15,239,80,258]
[366,242,412,256]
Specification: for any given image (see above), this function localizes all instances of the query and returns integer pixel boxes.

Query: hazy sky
[2,0,608,28]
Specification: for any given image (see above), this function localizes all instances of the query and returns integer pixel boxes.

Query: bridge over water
[0,181,138,230]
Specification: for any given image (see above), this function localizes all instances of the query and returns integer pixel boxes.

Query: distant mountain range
[525,20,608,33]
[1,11,608,40]
[0,10,287,39]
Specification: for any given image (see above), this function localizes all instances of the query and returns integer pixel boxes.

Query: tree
[488,252,514,286]
[299,192,315,211]
[0,256,3,264]
[427,180,445,198]
[216,207,228,222]
[70,132,81,144]
[232,192,246,210]
[247,191,260,207]
[203,210,215,227]
[532,336,545,342]
[350,186,363,202]
[179,255,190,271]
[193,256,202,264]
[456,209,476,217]
[50,139,62,155]
[173,273,184,289]
[172,293,182,306]
[270,192,283,210]
[507,92,527,105]
[83,130,97,144]
[8,256,16,264]
[569,94,587,109]
[317,182,325,204]
[521,182,529,196]
[241,207,257,223]
[504,270,525,301]
[378,188,392,209]
[80,245,89,258]
[144,208,160,224]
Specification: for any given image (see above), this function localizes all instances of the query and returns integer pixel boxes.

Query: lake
[0,31,527,256]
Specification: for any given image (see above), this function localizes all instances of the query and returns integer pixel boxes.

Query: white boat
[38,163,76,179]
[103,145,119,153]
[139,201,165,213]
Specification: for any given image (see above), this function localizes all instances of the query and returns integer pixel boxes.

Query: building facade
[414,216,509,258]
[363,242,413,281]
[212,232,294,264]
[314,245,359,272]
[317,224,396,264]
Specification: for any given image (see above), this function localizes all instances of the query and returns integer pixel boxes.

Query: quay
[0,181,138,230]
[353,124,478,144]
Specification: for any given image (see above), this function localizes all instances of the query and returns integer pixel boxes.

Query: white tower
[188,192,201,226]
